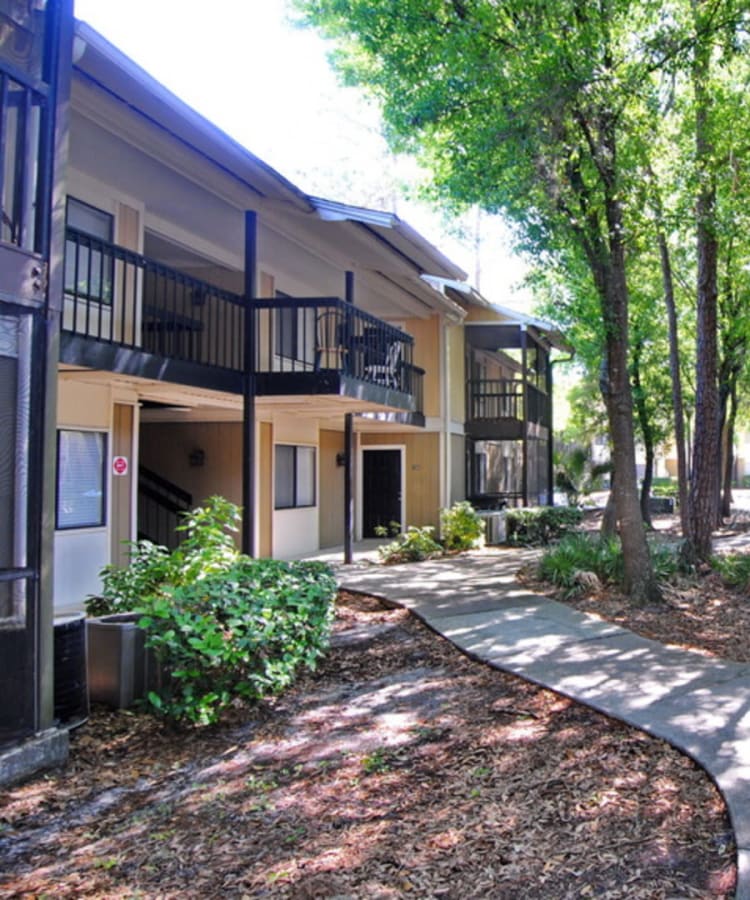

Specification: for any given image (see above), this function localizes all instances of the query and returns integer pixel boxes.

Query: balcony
[60,229,424,416]
[254,298,423,415]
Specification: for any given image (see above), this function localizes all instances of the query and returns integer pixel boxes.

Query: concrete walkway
[336,549,750,899]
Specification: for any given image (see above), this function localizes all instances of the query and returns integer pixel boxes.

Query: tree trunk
[601,469,618,537]
[631,338,654,529]
[656,226,690,534]
[688,0,720,562]
[600,201,660,602]
[721,383,737,519]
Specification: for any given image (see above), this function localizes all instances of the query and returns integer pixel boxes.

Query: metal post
[345,270,354,304]
[37,0,75,733]
[344,413,354,564]
[546,347,554,506]
[521,327,529,507]
[242,211,257,556]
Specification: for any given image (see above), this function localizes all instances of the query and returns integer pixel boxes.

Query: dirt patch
[0,592,735,898]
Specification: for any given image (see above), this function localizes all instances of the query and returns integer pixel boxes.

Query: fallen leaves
[0,590,736,898]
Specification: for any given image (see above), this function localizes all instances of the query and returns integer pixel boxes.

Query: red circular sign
[112,456,129,476]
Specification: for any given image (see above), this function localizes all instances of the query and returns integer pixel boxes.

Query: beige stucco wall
[447,323,465,424]
[319,429,346,548]
[402,315,441,419]
[360,431,441,530]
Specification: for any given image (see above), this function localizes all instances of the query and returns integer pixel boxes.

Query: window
[56,430,107,529]
[64,197,114,304]
[274,445,316,509]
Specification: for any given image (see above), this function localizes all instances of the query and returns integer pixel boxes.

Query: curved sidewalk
[338,549,750,899]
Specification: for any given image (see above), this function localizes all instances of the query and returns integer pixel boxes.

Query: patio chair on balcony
[316,308,348,370]
[364,339,402,389]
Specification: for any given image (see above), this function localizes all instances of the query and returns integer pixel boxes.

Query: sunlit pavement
[336,548,750,899]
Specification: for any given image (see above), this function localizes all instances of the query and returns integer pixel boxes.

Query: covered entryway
[361,447,403,537]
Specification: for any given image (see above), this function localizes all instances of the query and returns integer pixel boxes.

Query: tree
[298,0,666,599]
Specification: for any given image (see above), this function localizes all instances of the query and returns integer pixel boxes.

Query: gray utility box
[87,614,159,709]
[476,510,507,545]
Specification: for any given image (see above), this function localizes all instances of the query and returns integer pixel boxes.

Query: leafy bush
[89,497,337,725]
[539,533,686,597]
[378,525,443,564]
[712,553,750,592]
[537,533,621,596]
[440,501,485,551]
[139,558,336,725]
[87,495,240,617]
[506,506,583,545]
[650,478,679,500]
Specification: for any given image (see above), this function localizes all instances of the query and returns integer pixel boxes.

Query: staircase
[137,466,193,550]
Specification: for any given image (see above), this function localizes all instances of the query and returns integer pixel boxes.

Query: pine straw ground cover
[0,592,735,899]
[524,512,750,664]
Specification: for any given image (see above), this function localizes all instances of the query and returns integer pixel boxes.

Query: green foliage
[373,521,401,538]
[554,444,610,507]
[506,507,583,546]
[440,501,485,551]
[539,533,685,597]
[650,478,679,500]
[86,539,173,617]
[89,497,336,725]
[137,558,337,725]
[377,525,443,564]
[712,553,750,592]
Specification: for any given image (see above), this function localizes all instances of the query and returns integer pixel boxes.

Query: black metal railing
[137,466,193,550]
[63,233,424,407]
[0,70,48,252]
[469,379,524,421]
[63,227,245,370]
[254,297,423,405]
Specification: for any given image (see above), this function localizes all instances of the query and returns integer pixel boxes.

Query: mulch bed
[0,591,735,898]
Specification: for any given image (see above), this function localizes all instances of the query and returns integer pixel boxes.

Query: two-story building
[0,4,564,780]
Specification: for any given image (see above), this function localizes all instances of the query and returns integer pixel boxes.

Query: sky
[72,0,529,307]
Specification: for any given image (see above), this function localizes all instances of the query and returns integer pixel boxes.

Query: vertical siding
[360,432,441,529]
[319,429,345,548]
[258,421,273,557]
[110,404,134,567]
[139,422,244,529]
[447,324,466,424]
[401,315,441,418]
[450,433,466,505]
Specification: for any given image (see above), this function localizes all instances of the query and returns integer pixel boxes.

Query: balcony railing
[254,297,423,408]
[469,379,524,421]
[63,232,423,409]
[63,228,246,371]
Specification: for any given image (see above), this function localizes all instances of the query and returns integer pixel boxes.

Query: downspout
[344,271,354,564]
[440,319,450,511]
[242,210,257,556]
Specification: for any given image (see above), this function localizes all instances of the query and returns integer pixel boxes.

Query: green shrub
[138,558,336,725]
[89,496,337,725]
[440,501,485,551]
[378,525,443,564]
[650,479,679,500]
[86,539,173,617]
[712,553,750,591]
[537,533,620,596]
[539,533,686,596]
[506,506,583,545]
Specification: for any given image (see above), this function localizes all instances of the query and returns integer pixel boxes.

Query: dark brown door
[362,449,401,537]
